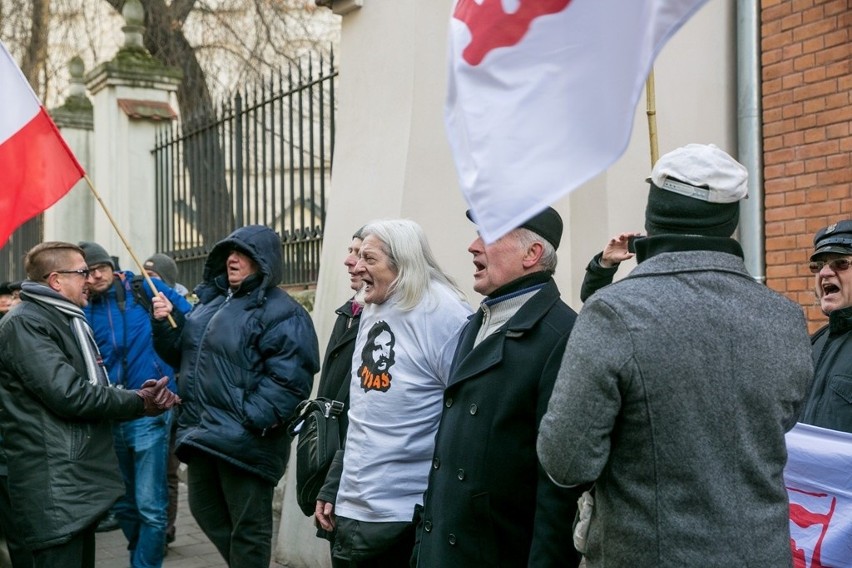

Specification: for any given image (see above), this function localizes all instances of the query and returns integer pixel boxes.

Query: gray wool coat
[537,248,813,567]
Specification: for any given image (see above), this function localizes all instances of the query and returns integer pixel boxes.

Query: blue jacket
[153,225,320,483]
[84,272,191,391]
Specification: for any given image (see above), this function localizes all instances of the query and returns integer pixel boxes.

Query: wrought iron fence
[0,218,41,283]
[153,52,336,289]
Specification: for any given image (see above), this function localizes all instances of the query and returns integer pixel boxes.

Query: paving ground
[95,481,284,568]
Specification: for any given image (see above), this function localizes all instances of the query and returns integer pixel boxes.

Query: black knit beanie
[644,183,740,237]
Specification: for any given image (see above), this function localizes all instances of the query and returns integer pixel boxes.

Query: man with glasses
[800,221,852,433]
[538,144,813,566]
[0,242,179,568]
[79,241,191,568]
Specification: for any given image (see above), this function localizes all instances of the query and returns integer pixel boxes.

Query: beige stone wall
[276,1,737,565]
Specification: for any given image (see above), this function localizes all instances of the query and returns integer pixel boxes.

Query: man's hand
[151,292,174,321]
[600,232,642,268]
[136,376,181,416]
[315,500,336,531]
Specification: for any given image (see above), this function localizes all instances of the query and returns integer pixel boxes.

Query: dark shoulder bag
[287,389,346,516]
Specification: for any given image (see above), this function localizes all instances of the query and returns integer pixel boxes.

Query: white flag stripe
[0,41,40,145]
[447,0,710,243]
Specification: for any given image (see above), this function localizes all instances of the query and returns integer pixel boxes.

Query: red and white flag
[446,0,709,242]
[785,423,852,568]
[0,41,85,247]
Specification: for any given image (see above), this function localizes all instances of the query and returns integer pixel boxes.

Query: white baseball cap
[648,144,748,203]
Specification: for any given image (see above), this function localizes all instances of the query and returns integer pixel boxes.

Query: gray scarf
[21,281,110,387]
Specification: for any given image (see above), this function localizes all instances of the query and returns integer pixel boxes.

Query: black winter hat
[466,206,563,250]
[78,241,115,269]
[644,184,741,237]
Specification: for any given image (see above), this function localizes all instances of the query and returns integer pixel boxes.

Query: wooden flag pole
[83,174,177,328]
[646,69,659,167]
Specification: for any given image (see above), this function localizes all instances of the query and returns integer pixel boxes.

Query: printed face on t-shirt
[358,320,396,392]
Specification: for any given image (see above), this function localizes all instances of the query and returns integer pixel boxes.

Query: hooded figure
[152,225,320,568]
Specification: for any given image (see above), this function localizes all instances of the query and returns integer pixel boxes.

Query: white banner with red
[446,0,710,243]
[786,423,852,568]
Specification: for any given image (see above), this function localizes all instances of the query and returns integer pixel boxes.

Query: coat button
[445,397,453,408]
[424,521,432,532]
[448,533,457,546]
[469,403,478,415]
[457,469,465,481]
[433,457,441,469]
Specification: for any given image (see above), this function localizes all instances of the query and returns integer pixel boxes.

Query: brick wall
[761,0,852,332]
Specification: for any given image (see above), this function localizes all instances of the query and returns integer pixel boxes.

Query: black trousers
[186,451,273,568]
[0,473,33,567]
[332,516,414,568]
[31,524,95,568]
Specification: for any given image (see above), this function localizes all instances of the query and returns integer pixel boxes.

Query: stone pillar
[84,0,181,269]
[46,56,95,244]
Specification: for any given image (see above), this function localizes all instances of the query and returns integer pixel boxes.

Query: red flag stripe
[0,108,85,245]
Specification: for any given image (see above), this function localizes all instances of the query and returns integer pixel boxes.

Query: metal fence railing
[153,52,336,289]
[0,217,41,282]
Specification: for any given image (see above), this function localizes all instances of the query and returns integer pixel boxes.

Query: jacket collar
[334,298,361,319]
[828,305,852,335]
[634,234,744,263]
[485,270,552,301]
[449,279,560,387]
[626,239,751,283]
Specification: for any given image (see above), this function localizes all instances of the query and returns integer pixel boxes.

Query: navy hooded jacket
[154,225,320,483]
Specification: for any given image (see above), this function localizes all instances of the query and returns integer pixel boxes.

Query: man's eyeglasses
[45,268,91,279]
[808,258,852,274]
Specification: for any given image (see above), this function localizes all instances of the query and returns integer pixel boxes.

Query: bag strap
[130,275,153,314]
[333,376,350,405]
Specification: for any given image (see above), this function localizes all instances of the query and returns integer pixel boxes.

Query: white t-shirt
[335,281,472,522]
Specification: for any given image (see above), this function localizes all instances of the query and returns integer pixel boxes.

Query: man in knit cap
[537,144,814,566]
[144,254,190,298]
[79,241,191,568]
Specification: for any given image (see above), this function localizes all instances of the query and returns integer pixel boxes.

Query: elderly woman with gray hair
[315,219,472,568]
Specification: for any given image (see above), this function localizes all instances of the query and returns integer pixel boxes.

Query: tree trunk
[19,0,48,92]
[106,0,235,249]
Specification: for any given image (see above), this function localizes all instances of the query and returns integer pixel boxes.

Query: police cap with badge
[811,221,852,260]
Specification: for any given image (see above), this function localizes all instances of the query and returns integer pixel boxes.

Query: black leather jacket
[0,295,143,549]
[802,306,852,434]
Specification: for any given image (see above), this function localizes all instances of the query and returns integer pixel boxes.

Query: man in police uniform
[801,220,852,434]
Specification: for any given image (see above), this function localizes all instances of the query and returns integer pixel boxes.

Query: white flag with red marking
[785,423,852,568]
[0,41,85,247]
[446,0,709,242]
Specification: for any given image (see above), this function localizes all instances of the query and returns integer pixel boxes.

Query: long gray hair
[360,219,466,311]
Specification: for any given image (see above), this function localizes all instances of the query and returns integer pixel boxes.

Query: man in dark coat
[0,242,178,568]
[800,219,852,434]
[315,228,364,455]
[151,225,320,568]
[311,229,364,557]
[415,207,583,567]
